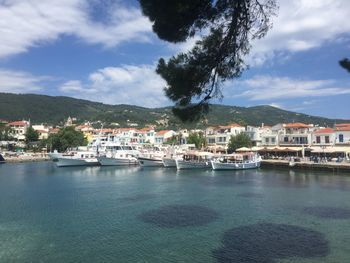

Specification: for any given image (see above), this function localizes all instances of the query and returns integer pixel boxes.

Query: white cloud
[59,64,169,107]
[229,75,350,100]
[248,0,350,65]
[0,69,47,93]
[0,0,152,58]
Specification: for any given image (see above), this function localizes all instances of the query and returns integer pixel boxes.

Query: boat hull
[56,158,99,167]
[138,157,164,167]
[98,156,138,166]
[211,160,261,170]
[162,158,176,167]
[0,154,5,163]
[48,152,62,161]
[176,159,211,170]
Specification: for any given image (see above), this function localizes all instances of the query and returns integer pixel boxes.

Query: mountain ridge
[0,92,348,129]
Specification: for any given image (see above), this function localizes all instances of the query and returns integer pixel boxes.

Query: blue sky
[0,0,350,119]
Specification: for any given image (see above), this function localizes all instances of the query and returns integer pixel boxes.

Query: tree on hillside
[139,0,277,121]
[0,125,13,141]
[45,127,87,152]
[25,126,39,144]
[228,132,252,152]
[339,58,350,73]
[187,132,206,149]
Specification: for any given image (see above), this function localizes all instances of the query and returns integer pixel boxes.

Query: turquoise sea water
[0,162,350,262]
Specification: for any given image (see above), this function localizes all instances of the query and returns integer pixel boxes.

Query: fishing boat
[211,153,261,170]
[0,153,5,163]
[175,151,213,170]
[98,144,138,166]
[48,150,62,161]
[56,151,99,167]
[162,157,177,167]
[137,146,165,167]
[162,144,194,168]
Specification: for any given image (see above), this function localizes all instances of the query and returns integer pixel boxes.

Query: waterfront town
[1,116,350,165]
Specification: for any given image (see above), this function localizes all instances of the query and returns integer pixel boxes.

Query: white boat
[56,151,99,167]
[162,158,177,167]
[175,151,213,170]
[98,144,138,166]
[0,153,5,163]
[138,156,164,167]
[48,150,62,161]
[211,153,261,170]
[137,146,166,167]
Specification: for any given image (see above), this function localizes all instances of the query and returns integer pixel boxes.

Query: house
[312,128,335,146]
[8,120,30,141]
[32,124,50,140]
[279,123,314,146]
[260,125,279,146]
[139,127,156,144]
[335,125,350,145]
[155,130,177,144]
[205,123,245,147]
[245,124,272,146]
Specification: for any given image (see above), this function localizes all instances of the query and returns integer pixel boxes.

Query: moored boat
[137,146,166,167]
[138,156,164,167]
[56,151,99,167]
[162,157,176,167]
[98,144,138,166]
[0,153,5,163]
[48,150,63,161]
[175,151,213,170]
[211,153,261,170]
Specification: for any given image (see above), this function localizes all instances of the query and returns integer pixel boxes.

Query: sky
[0,0,350,119]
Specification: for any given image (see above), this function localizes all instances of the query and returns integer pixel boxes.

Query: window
[271,137,275,143]
[339,134,344,143]
[284,137,288,142]
[208,138,215,144]
[325,136,329,144]
[316,136,320,144]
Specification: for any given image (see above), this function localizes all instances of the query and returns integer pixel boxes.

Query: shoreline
[3,156,50,163]
[2,157,350,174]
[261,159,350,173]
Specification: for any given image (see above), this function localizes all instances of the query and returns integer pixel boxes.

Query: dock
[262,159,350,173]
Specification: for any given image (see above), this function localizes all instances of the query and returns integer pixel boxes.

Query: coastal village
[1,117,350,166]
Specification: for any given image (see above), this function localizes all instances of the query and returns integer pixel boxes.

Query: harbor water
[0,162,350,262]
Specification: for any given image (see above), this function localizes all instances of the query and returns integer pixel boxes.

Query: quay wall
[261,159,350,173]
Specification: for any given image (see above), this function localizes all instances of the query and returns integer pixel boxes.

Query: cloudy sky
[0,0,350,118]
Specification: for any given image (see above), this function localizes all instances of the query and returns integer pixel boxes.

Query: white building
[335,124,350,145]
[8,120,30,141]
[154,130,177,144]
[278,123,314,146]
[32,124,50,140]
[312,128,336,146]
[205,124,245,147]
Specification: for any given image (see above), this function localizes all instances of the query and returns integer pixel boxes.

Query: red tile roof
[285,123,311,128]
[336,127,350,131]
[49,128,60,133]
[156,130,171,135]
[314,128,334,134]
[336,123,350,127]
[8,121,28,126]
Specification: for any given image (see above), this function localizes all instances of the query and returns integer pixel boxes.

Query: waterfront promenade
[262,159,350,172]
[2,153,50,163]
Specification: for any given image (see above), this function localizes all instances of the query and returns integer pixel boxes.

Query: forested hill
[0,93,347,128]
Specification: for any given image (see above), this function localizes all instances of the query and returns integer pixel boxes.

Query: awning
[236,147,252,152]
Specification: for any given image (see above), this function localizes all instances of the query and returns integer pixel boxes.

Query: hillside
[0,93,348,128]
